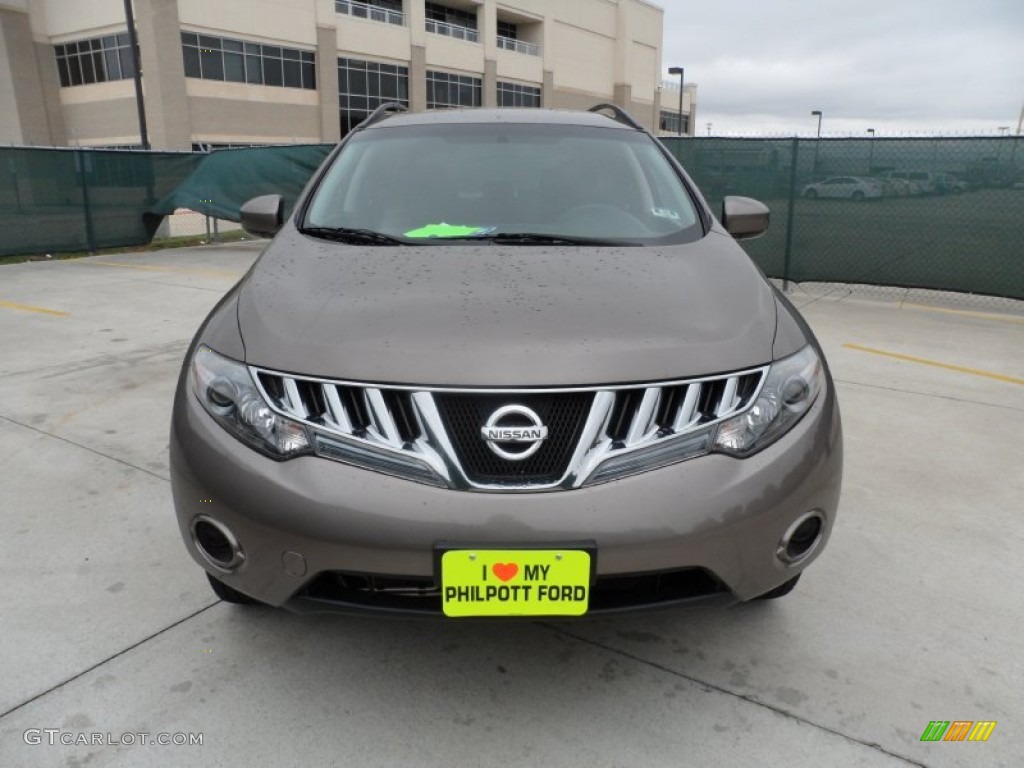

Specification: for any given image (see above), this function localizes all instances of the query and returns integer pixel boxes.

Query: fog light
[191,516,244,571]
[777,512,824,564]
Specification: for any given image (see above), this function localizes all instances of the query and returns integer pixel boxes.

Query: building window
[659,109,689,134]
[54,33,135,87]
[425,2,478,42]
[336,0,405,26]
[497,82,541,108]
[339,58,409,134]
[426,70,481,109]
[181,32,316,90]
[496,20,518,39]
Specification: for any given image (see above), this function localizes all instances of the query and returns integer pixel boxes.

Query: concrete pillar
[483,58,497,107]
[480,0,496,59]
[34,40,67,145]
[134,0,192,149]
[613,0,632,105]
[408,0,426,111]
[410,44,426,112]
[613,83,632,111]
[0,7,62,144]
[408,0,426,48]
[686,85,697,136]
[316,25,340,142]
[542,69,554,109]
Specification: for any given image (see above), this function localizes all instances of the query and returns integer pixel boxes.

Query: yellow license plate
[441,549,591,617]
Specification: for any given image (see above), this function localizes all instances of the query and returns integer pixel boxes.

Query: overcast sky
[658,0,1024,136]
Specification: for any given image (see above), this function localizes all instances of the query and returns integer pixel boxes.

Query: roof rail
[587,103,644,131]
[355,102,408,131]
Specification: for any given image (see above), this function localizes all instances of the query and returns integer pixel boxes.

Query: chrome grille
[249,366,768,491]
[255,372,421,447]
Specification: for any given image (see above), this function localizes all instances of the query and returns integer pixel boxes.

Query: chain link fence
[2,138,1021,302]
[0,146,201,256]
[662,136,1024,302]
[0,144,331,257]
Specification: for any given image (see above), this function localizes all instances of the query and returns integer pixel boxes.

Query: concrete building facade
[0,0,695,149]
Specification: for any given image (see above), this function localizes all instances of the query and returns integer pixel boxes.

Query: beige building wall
[335,13,410,61]
[33,0,124,39]
[177,0,317,46]
[4,0,676,147]
[0,8,26,142]
[1,2,66,144]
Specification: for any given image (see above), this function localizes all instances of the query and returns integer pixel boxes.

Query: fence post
[9,159,23,212]
[75,149,97,254]
[781,137,799,291]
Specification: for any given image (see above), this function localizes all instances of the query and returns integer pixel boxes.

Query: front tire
[207,572,262,605]
[851,190,865,201]
[755,573,801,600]
[804,189,818,199]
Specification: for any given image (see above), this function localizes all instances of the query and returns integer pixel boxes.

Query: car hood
[234,227,778,387]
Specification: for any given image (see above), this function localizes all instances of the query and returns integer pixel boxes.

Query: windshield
[303,122,702,244]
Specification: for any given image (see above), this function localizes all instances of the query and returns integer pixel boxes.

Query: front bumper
[170,379,843,614]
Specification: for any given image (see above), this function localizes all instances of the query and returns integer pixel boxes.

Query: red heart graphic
[492,563,519,582]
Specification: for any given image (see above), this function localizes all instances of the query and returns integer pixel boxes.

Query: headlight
[190,345,311,459]
[713,345,824,457]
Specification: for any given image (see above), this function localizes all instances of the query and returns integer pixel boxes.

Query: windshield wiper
[463,232,639,246]
[298,226,403,246]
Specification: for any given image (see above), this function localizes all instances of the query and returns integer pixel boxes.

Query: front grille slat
[672,382,702,431]
[321,383,354,432]
[365,388,404,447]
[625,388,661,447]
[716,376,740,417]
[280,377,308,419]
[607,390,643,442]
[386,391,421,444]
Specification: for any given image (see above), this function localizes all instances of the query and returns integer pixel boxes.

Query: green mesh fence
[2,138,1022,300]
[0,147,202,256]
[150,144,333,222]
[662,136,1024,300]
[0,144,332,257]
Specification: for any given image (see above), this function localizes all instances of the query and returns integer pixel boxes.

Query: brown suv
[170,105,843,617]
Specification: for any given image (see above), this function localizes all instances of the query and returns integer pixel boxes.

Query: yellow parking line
[843,343,1024,386]
[86,260,241,278]
[0,299,69,317]
[901,303,1024,325]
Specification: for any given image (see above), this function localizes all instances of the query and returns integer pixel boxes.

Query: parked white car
[882,171,937,195]
[934,173,968,195]
[878,176,914,197]
[802,176,883,201]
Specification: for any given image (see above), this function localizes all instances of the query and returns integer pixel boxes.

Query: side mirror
[240,195,284,238]
[722,196,770,240]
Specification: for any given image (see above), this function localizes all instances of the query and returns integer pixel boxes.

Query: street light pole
[811,110,823,176]
[668,66,684,136]
[867,128,875,173]
[123,0,149,149]
[1010,102,1024,171]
